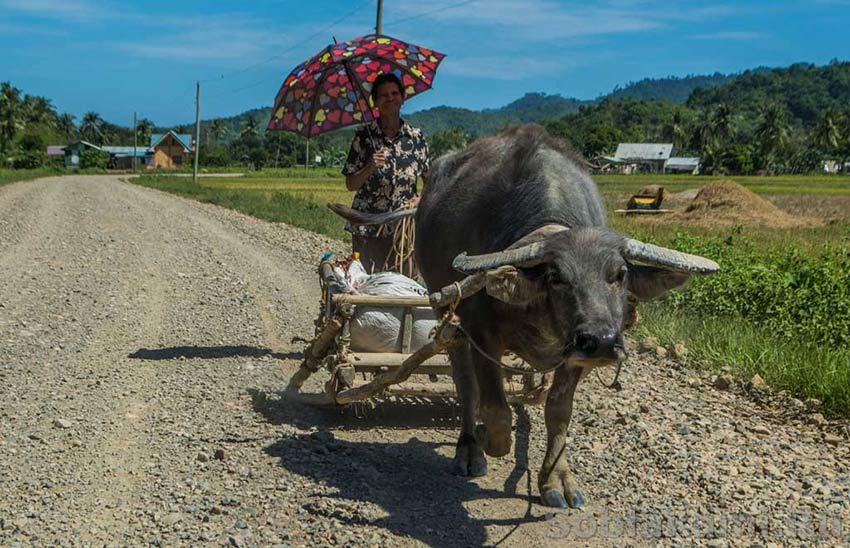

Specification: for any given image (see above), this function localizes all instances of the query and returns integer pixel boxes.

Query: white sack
[349,272,437,353]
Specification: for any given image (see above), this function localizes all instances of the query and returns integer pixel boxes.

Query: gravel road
[1,175,848,547]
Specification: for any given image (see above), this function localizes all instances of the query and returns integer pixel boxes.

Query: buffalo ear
[485,265,546,305]
[627,264,691,301]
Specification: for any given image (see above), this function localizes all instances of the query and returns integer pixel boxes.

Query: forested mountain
[542,61,850,175]
[607,73,736,103]
[210,72,732,140]
[405,93,587,135]
[686,61,850,128]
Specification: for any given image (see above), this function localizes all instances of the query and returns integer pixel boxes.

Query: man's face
[373,81,403,118]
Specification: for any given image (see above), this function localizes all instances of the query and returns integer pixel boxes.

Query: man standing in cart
[342,72,430,274]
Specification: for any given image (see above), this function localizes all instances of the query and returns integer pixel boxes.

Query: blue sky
[1,0,848,128]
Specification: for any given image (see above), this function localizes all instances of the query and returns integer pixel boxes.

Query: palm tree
[210,119,228,146]
[662,108,688,153]
[754,103,790,174]
[709,102,735,147]
[135,118,154,146]
[80,111,104,144]
[0,82,23,152]
[810,109,840,157]
[23,95,56,127]
[56,113,77,140]
[240,117,258,139]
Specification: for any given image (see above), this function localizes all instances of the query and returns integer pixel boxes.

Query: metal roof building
[614,143,673,161]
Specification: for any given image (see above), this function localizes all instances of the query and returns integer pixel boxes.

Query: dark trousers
[352,235,394,274]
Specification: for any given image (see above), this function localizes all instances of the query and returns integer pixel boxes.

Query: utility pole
[132,111,137,175]
[193,81,201,184]
[376,0,383,35]
[305,138,310,171]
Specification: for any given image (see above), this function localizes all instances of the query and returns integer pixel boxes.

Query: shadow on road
[128,345,298,361]
[249,388,545,547]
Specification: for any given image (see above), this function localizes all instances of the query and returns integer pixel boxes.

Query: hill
[608,73,736,102]
[207,71,733,140]
[686,61,850,127]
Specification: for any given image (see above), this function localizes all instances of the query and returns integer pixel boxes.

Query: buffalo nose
[574,330,618,357]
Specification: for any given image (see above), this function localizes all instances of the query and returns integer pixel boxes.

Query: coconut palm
[56,113,77,140]
[662,108,688,153]
[0,82,23,152]
[23,95,56,127]
[709,102,735,147]
[135,118,154,146]
[210,119,228,146]
[810,109,841,157]
[80,111,104,144]
[754,103,790,174]
[240,116,259,139]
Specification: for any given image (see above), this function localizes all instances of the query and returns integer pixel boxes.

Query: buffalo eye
[546,269,569,289]
[610,265,628,285]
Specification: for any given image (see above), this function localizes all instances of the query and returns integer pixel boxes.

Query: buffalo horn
[452,242,547,273]
[327,203,417,226]
[624,239,719,274]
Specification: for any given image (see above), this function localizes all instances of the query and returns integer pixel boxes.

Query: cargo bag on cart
[327,262,438,353]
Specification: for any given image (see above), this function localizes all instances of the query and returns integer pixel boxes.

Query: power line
[383,0,478,27]
[201,0,370,87]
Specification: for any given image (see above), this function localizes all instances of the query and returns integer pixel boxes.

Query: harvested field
[671,180,823,228]
[611,180,827,229]
[766,194,850,222]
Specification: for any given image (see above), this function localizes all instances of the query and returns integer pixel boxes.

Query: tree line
[4,60,849,174]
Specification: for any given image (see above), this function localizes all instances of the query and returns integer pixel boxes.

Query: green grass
[0,167,64,186]
[132,174,349,241]
[634,304,850,416]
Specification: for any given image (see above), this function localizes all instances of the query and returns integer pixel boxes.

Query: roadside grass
[131,174,348,241]
[0,167,63,186]
[129,171,850,416]
[633,304,850,416]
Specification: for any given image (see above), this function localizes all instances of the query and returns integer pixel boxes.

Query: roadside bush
[12,151,46,169]
[658,227,850,349]
[80,149,109,169]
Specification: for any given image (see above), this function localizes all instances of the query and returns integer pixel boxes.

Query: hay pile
[670,180,823,228]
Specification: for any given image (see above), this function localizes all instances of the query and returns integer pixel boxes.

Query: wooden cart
[285,257,552,406]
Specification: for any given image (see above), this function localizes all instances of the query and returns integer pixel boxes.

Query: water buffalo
[413,124,718,508]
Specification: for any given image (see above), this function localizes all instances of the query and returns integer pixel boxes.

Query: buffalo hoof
[475,422,511,458]
[451,433,487,477]
[541,488,584,509]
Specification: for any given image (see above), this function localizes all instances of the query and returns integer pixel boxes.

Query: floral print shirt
[342,119,430,237]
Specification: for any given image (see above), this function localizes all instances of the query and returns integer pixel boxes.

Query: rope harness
[434,280,624,389]
[389,208,417,277]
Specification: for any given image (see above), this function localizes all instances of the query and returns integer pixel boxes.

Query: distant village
[47,130,194,170]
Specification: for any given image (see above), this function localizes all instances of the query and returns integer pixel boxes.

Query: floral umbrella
[267,34,445,138]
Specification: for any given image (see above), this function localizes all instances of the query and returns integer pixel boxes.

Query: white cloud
[692,31,767,40]
[385,0,742,41]
[0,0,105,22]
[113,15,301,64]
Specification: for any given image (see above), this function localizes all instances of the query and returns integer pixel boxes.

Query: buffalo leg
[470,339,512,458]
[538,365,584,508]
[448,342,487,477]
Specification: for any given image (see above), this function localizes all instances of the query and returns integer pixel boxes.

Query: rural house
[611,143,673,174]
[665,157,701,175]
[62,141,148,169]
[149,131,194,169]
[63,141,102,168]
